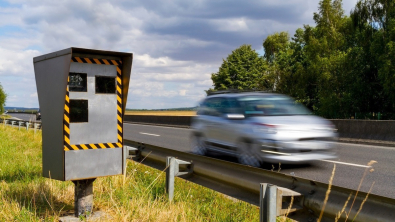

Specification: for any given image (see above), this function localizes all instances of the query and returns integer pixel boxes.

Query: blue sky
[0,0,358,109]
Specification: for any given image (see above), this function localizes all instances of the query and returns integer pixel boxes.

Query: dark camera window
[69,73,87,92]
[69,100,88,123]
[96,76,116,94]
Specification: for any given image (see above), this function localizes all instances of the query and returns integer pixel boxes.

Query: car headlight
[252,123,277,134]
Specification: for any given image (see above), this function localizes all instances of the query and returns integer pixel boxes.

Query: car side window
[225,98,243,114]
[199,97,227,116]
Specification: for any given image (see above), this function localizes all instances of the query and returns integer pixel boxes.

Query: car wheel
[237,141,261,167]
[190,134,207,155]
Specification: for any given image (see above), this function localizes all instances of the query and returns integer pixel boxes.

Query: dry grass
[318,164,336,222]
[125,111,196,116]
[0,124,261,221]
[344,160,377,222]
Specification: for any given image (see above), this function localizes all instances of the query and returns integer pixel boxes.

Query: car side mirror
[225,114,245,120]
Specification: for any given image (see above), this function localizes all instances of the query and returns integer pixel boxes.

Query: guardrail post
[18,121,22,130]
[260,183,277,222]
[34,123,37,134]
[25,122,30,131]
[166,156,193,201]
[11,121,16,127]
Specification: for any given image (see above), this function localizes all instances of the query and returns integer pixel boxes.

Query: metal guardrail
[0,118,41,131]
[124,139,395,222]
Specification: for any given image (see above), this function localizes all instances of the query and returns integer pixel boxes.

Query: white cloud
[179,89,186,96]
[0,0,358,109]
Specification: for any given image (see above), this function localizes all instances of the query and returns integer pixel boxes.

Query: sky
[0,0,358,109]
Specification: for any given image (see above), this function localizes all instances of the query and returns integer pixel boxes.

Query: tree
[263,32,290,63]
[210,44,269,91]
[0,83,6,114]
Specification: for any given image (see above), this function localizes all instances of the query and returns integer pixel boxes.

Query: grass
[125,111,196,116]
[1,114,12,119]
[0,124,263,221]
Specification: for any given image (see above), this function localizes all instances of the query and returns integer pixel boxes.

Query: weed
[318,164,336,222]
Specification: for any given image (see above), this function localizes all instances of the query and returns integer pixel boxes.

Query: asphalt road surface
[124,123,395,199]
[8,113,39,122]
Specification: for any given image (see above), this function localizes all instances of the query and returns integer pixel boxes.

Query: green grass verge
[0,125,265,221]
[1,115,12,119]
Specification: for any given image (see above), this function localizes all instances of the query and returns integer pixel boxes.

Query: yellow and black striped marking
[64,57,123,151]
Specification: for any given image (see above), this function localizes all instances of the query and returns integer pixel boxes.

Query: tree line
[209,0,395,119]
[0,83,6,114]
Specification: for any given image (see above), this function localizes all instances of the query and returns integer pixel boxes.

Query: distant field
[125,110,196,116]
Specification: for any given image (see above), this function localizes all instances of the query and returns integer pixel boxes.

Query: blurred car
[190,91,338,167]
[36,109,41,120]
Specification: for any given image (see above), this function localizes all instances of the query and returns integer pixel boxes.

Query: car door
[203,97,223,144]
[207,97,228,148]
[213,98,244,151]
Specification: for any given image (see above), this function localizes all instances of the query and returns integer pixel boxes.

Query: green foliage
[0,83,6,114]
[263,32,290,63]
[208,0,395,119]
[210,44,269,91]
[262,0,395,119]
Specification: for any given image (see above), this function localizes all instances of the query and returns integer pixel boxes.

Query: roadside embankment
[0,124,260,221]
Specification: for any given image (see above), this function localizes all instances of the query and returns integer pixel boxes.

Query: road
[124,123,395,199]
[9,112,392,199]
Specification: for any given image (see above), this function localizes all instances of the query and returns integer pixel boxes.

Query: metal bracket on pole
[25,122,30,130]
[260,183,303,222]
[166,156,193,201]
[18,121,22,130]
[124,145,142,160]
[123,145,143,173]
[73,179,96,218]
[11,121,16,127]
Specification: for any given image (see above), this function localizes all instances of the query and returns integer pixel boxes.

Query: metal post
[18,121,22,130]
[11,121,15,127]
[260,183,277,222]
[166,157,176,201]
[73,179,96,217]
[26,122,30,130]
[34,123,37,134]
[166,156,192,202]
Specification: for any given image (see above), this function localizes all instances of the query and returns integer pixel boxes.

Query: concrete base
[59,211,109,222]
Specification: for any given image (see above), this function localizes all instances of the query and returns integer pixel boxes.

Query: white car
[190,92,338,167]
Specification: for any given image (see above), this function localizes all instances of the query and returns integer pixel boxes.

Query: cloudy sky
[0,0,358,109]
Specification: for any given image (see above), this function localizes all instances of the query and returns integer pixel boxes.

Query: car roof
[206,92,284,99]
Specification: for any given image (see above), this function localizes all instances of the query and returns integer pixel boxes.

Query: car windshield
[237,95,311,116]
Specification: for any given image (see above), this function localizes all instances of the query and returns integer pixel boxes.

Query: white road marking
[139,132,160,137]
[126,123,189,130]
[321,160,371,168]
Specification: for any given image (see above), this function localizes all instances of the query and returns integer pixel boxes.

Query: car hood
[248,115,334,130]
